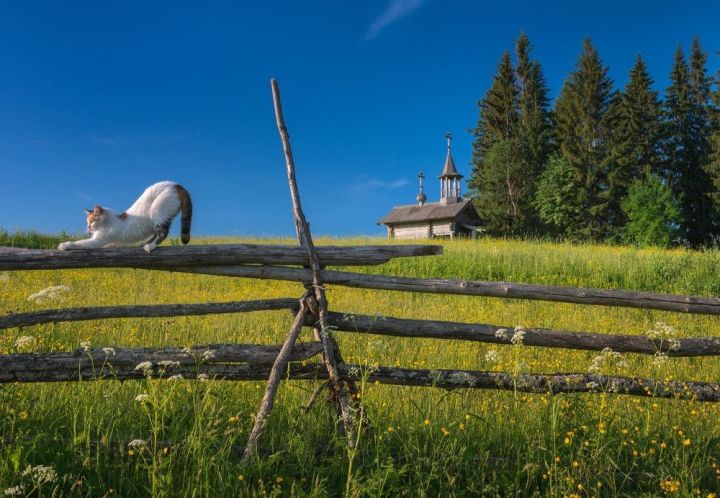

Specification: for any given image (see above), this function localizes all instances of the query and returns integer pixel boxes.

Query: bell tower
[439,132,462,205]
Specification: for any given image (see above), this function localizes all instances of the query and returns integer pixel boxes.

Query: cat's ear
[84,208,93,214]
[93,205,104,214]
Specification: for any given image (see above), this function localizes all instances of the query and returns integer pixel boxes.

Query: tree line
[469,34,720,247]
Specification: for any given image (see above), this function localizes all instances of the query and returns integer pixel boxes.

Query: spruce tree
[515,32,554,232]
[665,41,716,245]
[553,38,613,239]
[469,50,519,234]
[470,50,518,170]
[603,55,663,235]
[703,65,720,212]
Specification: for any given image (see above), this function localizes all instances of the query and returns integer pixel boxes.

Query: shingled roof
[378,199,474,224]
[439,148,462,178]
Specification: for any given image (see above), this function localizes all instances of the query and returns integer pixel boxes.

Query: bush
[621,174,681,247]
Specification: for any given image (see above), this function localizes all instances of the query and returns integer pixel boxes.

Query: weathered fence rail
[0,298,298,329]
[0,342,323,383]
[4,78,720,461]
[0,243,440,270]
[167,265,720,316]
[6,303,720,357]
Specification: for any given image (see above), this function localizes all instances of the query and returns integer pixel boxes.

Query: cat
[58,181,192,252]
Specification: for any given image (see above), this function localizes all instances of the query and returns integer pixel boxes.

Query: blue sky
[0,1,718,237]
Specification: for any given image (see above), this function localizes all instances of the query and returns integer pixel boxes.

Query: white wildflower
[157,360,180,368]
[80,341,91,352]
[494,328,509,340]
[13,336,34,349]
[484,350,499,363]
[3,485,25,496]
[511,327,526,346]
[608,380,621,393]
[168,374,183,381]
[653,352,669,367]
[27,285,70,303]
[134,361,153,372]
[197,373,209,381]
[668,338,681,351]
[647,321,678,340]
[585,381,599,390]
[180,347,192,355]
[128,439,146,449]
[588,347,627,373]
[201,350,215,361]
[135,393,150,403]
[102,347,116,356]
[348,366,360,377]
[22,464,57,484]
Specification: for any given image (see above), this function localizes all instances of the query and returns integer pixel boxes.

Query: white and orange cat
[58,181,192,252]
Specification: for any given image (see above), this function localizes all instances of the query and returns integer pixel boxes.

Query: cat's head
[83,205,106,232]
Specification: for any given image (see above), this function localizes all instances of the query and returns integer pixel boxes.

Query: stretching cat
[58,181,192,252]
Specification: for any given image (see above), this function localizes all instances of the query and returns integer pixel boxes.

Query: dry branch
[271,78,358,446]
[0,342,322,383]
[324,312,720,357]
[172,265,720,316]
[0,243,440,271]
[243,298,309,461]
[0,298,298,329]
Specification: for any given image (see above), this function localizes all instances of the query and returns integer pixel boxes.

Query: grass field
[2,235,720,497]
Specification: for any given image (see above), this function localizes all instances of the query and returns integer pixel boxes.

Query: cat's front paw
[143,242,157,253]
[58,242,74,251]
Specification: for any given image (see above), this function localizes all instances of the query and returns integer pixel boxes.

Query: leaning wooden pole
[271,78,358,446]
[242,296,309,462]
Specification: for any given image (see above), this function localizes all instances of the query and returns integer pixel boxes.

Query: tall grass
[1,235,720,496]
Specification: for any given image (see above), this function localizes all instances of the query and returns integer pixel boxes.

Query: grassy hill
[2,235,720,496]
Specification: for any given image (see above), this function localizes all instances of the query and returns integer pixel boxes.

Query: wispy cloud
[366,0,425,41]
[349,175,410,194]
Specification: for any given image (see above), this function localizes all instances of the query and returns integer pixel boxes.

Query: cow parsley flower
[13,336,34,349]
[4,485,25,496]
[494,328,509,340]
[27,285,70,303]
[134,361,153,372]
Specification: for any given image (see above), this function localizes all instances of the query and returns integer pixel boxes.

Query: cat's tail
[174,184,193,244]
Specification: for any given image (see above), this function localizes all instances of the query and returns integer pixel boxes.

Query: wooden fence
[3,80,720,459]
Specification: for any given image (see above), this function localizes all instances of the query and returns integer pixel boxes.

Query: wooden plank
[0,243,441,270]
[324,312,720,356]
[0,298,299,329]
[0,342,323,383]
[172,265,720,316]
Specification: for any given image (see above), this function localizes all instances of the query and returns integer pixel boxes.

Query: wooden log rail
[0,298,298,329]
[0,243,441,270]
[6,302,720,357]
[3,355,719,401]
[0,342,323,383]
[324,312,720,357]
[170,265,720,316]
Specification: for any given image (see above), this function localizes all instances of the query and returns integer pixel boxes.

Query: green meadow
[2,235,720,497]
